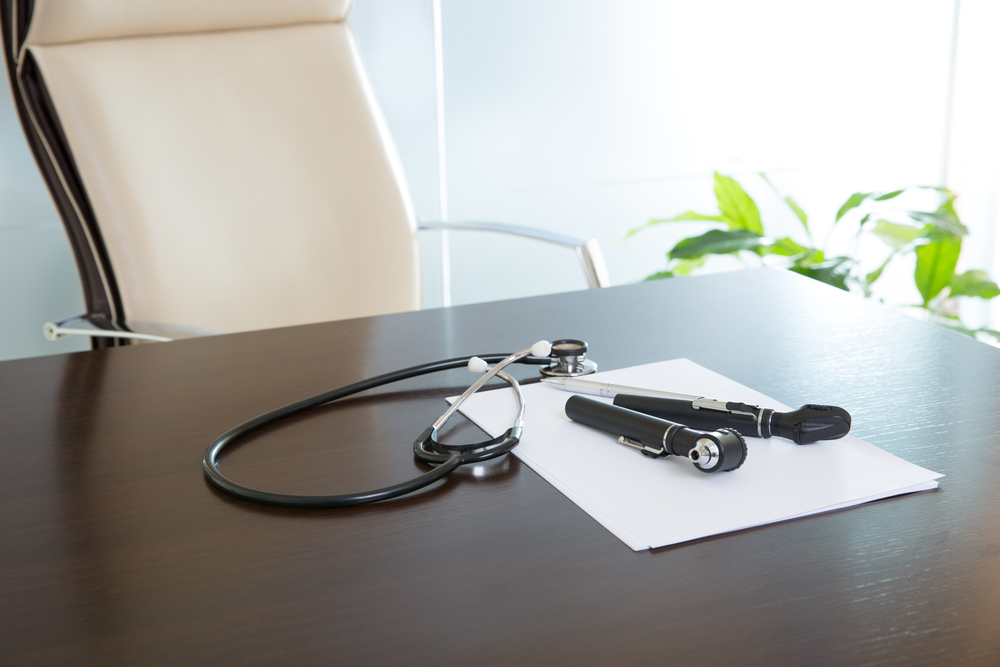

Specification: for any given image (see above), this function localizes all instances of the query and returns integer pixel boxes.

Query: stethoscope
[202,339,597,508]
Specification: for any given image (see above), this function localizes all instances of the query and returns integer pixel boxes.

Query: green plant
[628,171,1000,342]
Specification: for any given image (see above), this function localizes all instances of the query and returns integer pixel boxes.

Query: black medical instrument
[203,339,597,508]
[613,395,851,445]
[565,395,747,473]
[542,377,852,445]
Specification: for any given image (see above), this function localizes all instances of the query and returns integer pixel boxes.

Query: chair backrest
[2,0,421,334]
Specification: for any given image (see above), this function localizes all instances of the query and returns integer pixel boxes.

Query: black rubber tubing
[203,353,547,508]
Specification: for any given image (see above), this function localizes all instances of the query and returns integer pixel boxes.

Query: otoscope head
[775,404,852,444]
[689,428,747,473]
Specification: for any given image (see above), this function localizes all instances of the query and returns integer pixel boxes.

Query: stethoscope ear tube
[203,439,463,508]
[203,349,535,508]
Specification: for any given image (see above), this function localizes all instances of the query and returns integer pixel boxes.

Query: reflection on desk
[2,268,999,666]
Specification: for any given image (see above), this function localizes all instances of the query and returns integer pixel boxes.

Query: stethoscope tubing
[203,353,548,508]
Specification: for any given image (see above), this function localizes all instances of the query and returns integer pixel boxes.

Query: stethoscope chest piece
[204,339,570,509]
[539,339,598,377]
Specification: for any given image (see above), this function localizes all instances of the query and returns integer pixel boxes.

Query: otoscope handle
[566,394,675,453]
[565,395,746,473]
[612,395,851,445]
[613,395,757,436]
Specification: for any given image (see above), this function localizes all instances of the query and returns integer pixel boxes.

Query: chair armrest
[43,315,221,343]
[417,219,610,288]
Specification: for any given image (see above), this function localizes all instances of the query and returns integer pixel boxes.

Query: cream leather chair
[1,0,608,348]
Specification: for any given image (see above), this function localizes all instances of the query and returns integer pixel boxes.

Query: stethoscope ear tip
[531,340,552,358]
[467,356,490,373]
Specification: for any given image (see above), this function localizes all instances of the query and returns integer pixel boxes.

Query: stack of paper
[455,359,942,551]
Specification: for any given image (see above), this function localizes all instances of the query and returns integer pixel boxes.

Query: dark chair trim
[1,0,126,348]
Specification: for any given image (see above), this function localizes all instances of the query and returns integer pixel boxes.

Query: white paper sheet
[454,359,942,551]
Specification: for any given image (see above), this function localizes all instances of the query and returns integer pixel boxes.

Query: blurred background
[2,0,998,360]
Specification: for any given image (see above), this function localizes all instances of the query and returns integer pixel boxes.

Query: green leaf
[668,229,767,260]
[937,190,958,217]
[870,220,926,249]
[713,172,763,233]
[624,212,727,239]
[764,237,808,257]
[654,211,728,223]
[644,257,710,280]
[789,257,853,291]
[914,238,962,305]
[976,329,1000,344]
[671,257,706,276]
[908,211,968,238]
[784,196,809,235]
[874,189,905,201]
[792,248,825,268]
[758,172,810,236]
[866,254,895,287]
[949,270,1000,299]
[835,192,871,222]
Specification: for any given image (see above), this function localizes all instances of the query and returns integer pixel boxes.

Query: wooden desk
[3,268,999,666]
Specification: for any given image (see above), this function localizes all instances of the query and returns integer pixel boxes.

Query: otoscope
[544,378,852,445]
[565,395,747,473]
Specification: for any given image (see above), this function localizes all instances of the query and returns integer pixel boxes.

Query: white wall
[3,0,994,361]
[439,0,957,306]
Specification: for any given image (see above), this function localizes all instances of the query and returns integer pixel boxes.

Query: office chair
[0,0,609,348]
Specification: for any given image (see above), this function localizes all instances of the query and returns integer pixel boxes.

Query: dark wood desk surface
[3,268,1000,666]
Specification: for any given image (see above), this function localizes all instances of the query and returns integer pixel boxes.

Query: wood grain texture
[2,268,999,666]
